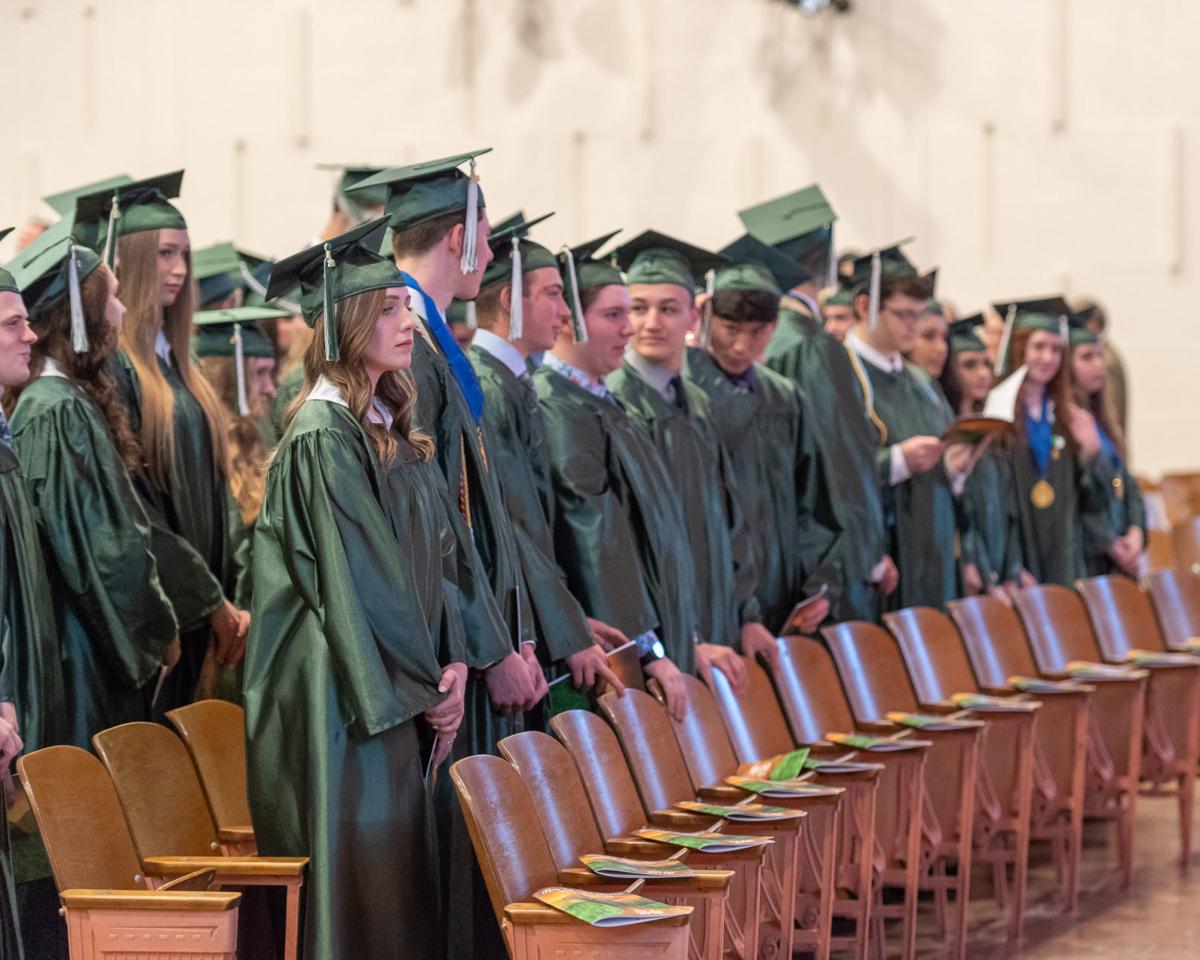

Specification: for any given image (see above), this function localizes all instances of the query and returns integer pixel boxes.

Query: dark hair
[473,283,505,331]
[711,289,779,326]
[852,274,931,318]
[580,284,618,314]
[939,348,977,415]
[391,208,476,260]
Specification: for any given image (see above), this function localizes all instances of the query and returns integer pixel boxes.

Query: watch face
[651,640,666,660]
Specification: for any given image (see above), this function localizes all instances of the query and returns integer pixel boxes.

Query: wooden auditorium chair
[1173,518,1200,573]
[699,659,879,960]
[91,722,307,960]
[549,708,769,960]
[822,621,982,960]
[165,700,255,855]
[450,754,691,959]
[883,607,1038,941]
[1012,584,1148,888]
[18,745,241,960]
[1146,567,1200,651]
[1075,574,1200,864]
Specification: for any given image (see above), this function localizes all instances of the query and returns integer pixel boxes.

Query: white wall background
[2,0,1197,473]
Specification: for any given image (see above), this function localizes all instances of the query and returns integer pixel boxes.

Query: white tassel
[867,250,882,331]
[233,324,250,416]
[561,245,588,343]
[459,159,479,275]
[995,304,1018,377]
[826,223,837,288]
[699,269,716,348]
[508,237,523,341]
[67,245,89,353]
[238,261,268,298]
[1058,312,1069,347]
[102,195,121,268]
[465,300,478,331]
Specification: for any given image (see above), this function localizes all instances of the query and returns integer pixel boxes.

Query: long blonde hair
[116,230,229,489]
[284,288,432,466]
[197,355,268,524]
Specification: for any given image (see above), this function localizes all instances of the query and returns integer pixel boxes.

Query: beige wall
[3,0,1198,473]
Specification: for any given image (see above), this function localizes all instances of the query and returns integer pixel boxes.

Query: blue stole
[402,271,485,423]
[1025,397,1054,476]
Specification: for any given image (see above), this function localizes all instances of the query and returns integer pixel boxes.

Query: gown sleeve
[792,386,845,603]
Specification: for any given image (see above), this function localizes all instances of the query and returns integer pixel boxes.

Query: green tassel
[322,242,339,361]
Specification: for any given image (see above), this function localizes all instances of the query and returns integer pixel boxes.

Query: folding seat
[450,754,691,959]
[1011,585,1148,888]
[1075,574,1199,864]
[550,709,769,960]
[1146,567,1200,651]
[18,745,241,960]
[91,722,307,960]
[883,607,1039,939]
[822,621,983,960]
[165,700,255,855]
[1172,517,1200,572]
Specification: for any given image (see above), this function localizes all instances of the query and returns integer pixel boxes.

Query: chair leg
[1179,770,1195,867]
[284,880,302,960]
[1118,800,1136,889]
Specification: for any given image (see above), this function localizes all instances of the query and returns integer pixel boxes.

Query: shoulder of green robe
[607,363,667,420]
[11,375,85,421]
[278,398,371,453]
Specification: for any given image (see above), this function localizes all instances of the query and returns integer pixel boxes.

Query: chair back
[660,675,744,789]
[883,607,980,704]
[598,690,697,813]
[1012,585,1104,673]
[449,755,561,925]
[549,710,649,840]
[1173,517,1200,571]
[165,700,251,832]
[607,641,648,694]
[497,731,607,872]
[773,637,857,743]
[947,595,1041,687]
[17,746,144,892]
[702,656,795,763]
[92,722,219,860]
[1076,575,1168,657]
[821,621,920,722]
[1146,567,1200,649]
[1146,529,1178,572]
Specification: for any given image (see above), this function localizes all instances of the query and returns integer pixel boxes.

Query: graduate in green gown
[606,230,772,687]
[466,216,628,695]
[992,298,1109,586]
[749,186,897,620]
[842,246,967,610]
[685,237,841,640]
[248,222,471,960]
[70,172,249,713]
[1069,317,1146,577]
[8,223,177,746]
[536,239,698,719]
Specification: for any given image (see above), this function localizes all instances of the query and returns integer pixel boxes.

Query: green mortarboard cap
[825,286,854,307]
[948,314,987,353]
[266,217,403,361]
[479,212,557,341]
[991,295,1070,334]
[924,298,944,317]
[489,210,528,236]
[446,298,474,329]
[845,240,920,292]
[713,262,780,298]
[192,242,272,307]
[923,269,939,298]
[317,163,390,218]
[738,184,837,283]
[0,228,17,294]
[193,305,288,416]
[72,170,187,264]
[557,229,623,343]
[1067,309,1100,348]
[348,148,491,233]
[8,217,104,319]
[718,233,806,293]
[612,229,728,292]
[42,175,133,217]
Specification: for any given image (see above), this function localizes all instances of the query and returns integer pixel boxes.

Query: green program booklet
[951,692,1040,712]
[725,775,844,798]
[825,732,931,752]
[579,855,695,879]
[675,800,804,821]
[736,747,811,781]
[533,887,692,926]
[635,828,773,852]
[885,711,984,732]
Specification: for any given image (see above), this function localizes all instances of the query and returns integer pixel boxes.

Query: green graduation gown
[1080,431,1147,577]
[684,348,843,633]
[607,359,759,648]
[271,364,303,438]
[846,351,960,610]
[535,365,697,674]
[112,349,235,710]
[11,375,177,746]
[468,347,593,668]
[245,399,465,960]
[764,299,888,621]
[959,447,1024,589]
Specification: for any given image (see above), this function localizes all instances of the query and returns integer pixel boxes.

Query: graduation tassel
[995,304,1018,377]
[232,324,250,416]
[102,195,121,269]
[322,242,339,362]
[508,237,523,341]
[699,269,716,348]
[826,223,837,288]
[561,245,588,343]
[1057,311,1070,347]
[66,244,90,354]
[866,249,882,331]
[238,260,268,299]
[459,159,479,275]
[465,300,478,331]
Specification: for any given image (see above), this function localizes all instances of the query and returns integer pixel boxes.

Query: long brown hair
[1002,326,1077,456]
[7,265,141,471]
[284,288,433,466]
[116,230,229,489]
[1072,344,1127,461]
[197,355,268,524]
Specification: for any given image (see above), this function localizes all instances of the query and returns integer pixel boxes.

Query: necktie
[401,271,485,423]
[669,375,689,414]
[0,410,12,450]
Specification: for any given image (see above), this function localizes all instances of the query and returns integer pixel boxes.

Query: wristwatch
[639,638,667,667]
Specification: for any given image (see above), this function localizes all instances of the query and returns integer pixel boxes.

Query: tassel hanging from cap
[322,242,339,362]
[1057,311,1069,348]
[699,269,716,348]
[826,223,838,288]
[232,324,250,416]
[238,261,268,299]
[66,244,90,354]
[465,300,478,331]
[460,159,480,275]
[102,195,121,269]
[561,245,588,343]
[508,237,524,341]
[866,249,882,331]
[995,303,1018,377]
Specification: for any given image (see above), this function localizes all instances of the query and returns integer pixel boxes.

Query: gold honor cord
[844,340,889,445]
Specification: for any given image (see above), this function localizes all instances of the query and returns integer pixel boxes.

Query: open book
[825,732,931,752]
[736,748,810,781]
[982,365,1027,421]
[725,775,844,798]
[675,800,804,822]
[579,855,695,880]
[533,887,692,926]
[951,692,1040,712]
[1124,649,1200,668]
[885,711,985,731]
[783,584,829,634]
[635,828,773,852]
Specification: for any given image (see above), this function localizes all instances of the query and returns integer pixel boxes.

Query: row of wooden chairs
[452,570,1200,960]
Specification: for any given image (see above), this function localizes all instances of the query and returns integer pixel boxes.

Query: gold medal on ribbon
[1031,479,1056,509]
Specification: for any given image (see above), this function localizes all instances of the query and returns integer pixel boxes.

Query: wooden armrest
[605,838,681,858]
[857,720,901,734]
[648,810,714,831]
[558,866,733,892]
[803,741,844,755]
[504,901,689,927]
[696,784,746,802]
[556,868,627,889]
[143,855,307,878]
[159,869,216,892]
[917,700,961,715]
[217,826,255,844]
[979,685,1021,698]
[59,889,240,912]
